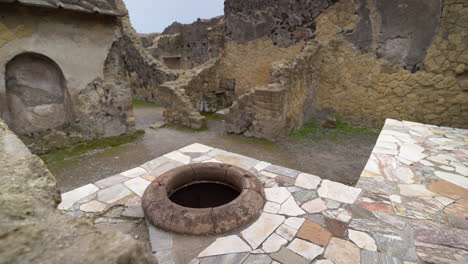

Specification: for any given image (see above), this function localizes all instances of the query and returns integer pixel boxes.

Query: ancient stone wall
[0,119,156,264]
[0,4,137,153]
[226,0,467,139]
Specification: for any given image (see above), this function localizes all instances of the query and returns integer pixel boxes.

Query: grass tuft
[133,99,161,108]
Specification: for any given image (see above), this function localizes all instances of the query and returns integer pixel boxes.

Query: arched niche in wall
[5,53,73,134]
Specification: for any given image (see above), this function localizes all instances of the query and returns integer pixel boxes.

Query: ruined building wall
[0,4,136,153]
[226,0,468,140]
[0,119,156,264]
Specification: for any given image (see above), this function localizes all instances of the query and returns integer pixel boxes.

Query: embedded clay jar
[142,163,265,235]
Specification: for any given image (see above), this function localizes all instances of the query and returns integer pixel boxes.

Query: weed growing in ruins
[291,115,380,141]
[133,99,161,108]
[201,112,224,121]
[40,130,145,164]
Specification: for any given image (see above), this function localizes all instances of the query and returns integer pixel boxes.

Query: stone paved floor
[59,119,468,264]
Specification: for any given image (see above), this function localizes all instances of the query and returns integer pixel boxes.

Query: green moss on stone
[132,99,161,108]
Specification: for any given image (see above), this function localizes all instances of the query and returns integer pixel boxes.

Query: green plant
[132,99,161,108]
[201,112,224,121]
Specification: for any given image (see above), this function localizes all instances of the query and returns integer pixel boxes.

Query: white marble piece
[378,142,399,150]
[452,162,468,176]
[440,165,454,171]
[241,213,285,249]
[427,154,456,165]
[278,196,306,216]
[434,171,468,189]
[188,259,199,264]
[79,200,107,213]
[395,156,413,166]
[284,217,306,229]
[198,235,251,257]
[264,202,281,214]
[94,175,128,189]
[420,160,435,166]
[399,144,427,162]
[385,119,404,127]
[148,222,173,252]
[287,238,324,261]
[326,199,341,209]
[97,184,133,204]
[314,260,335,264]
[202,159,221,163]
[124,177,151,197]
[435,196,454,206]
[377,134,401,143]
[255,161,272,171]
[302,198,327,214]
[317,180,362,204]
[58,184,100,210]
[323,208,352,223]
[260,171,278,178]
[120,167,148,178]
[398,184,435,197]
[179,143,213,153]
[295,173,321,189]
[262,233,287,253]
[348,229,377,251]
[373,147,399,156]
[250,249,265,254]
[275,224,298,241]
[164,151,191,164]
[265,187,291,204]
[141,156,171,172]
[389,195,402,203]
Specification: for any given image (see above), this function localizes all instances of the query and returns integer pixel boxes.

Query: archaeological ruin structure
[1,0,467,264]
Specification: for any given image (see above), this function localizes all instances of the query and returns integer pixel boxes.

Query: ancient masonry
[58,119,468,264]
[133,0,467,140]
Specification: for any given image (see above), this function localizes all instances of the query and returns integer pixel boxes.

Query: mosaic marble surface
[59,119,468,264]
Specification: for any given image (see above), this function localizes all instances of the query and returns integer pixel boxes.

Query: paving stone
[148,223,173,252]
[287,238,324,261]
[250,249,265,254]
[399,144,427,162]
[122,206,144,218]
[199,253,249,264]
[372,212,407,230]
[263,202,281,214]
[297,220,332,247]
[284,217,306,229]
[322,208,352,223]
[262,233,287,253]
[427,180,468,200]
[141,174,156,181]
[94,175,128,189]
[415,241,468,264]
[188,259,199,264]
[149,161,184,177]
[164,150,191,164]
[198,235,251,257]
[260,171,279,178]
[434,171,468,189]
[292,190,317,205]
[359,202,394,214]
[324,238,360,264]
[393,196,444,220]
[371,154,415,184]
[79,200,107,213]
[313,260,334,264]
[318,180,362,204]
[210,150,259,170]
[275,224,297,241]
[254,161,272,171]
[241,213,285,249]
[326,199,341,209]
[179,143,213,153]
[324,218,348,238]
[302,198,327,214]
[374,147,399,156]
[124,177,151,197]
[398,184,435,197]
[349,218,401,236]
[360,250,403,264]
[270,247,308,264]
[374,234,418,262]
[264,187,291,204]
[444,198,468,229]
[58,184,99,210]
[141,156,171,172]
[120,167,148,178]
[66,211,84,217]
[287,186,304,193]
[275,175,296,187]
[413,223,468,250]
[305,214,326,227]
[242,254,272,264]
[278,196,306,216]
[264,165,301,178]
[434,196,454,206]
[97,184,133,204]
[155,249,175,264]
[295,173,321,189]
[348,229,377,251]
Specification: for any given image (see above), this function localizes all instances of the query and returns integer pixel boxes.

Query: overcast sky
[123,0,225,34]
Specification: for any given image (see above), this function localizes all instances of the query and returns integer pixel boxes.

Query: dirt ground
[50,107,378,193]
